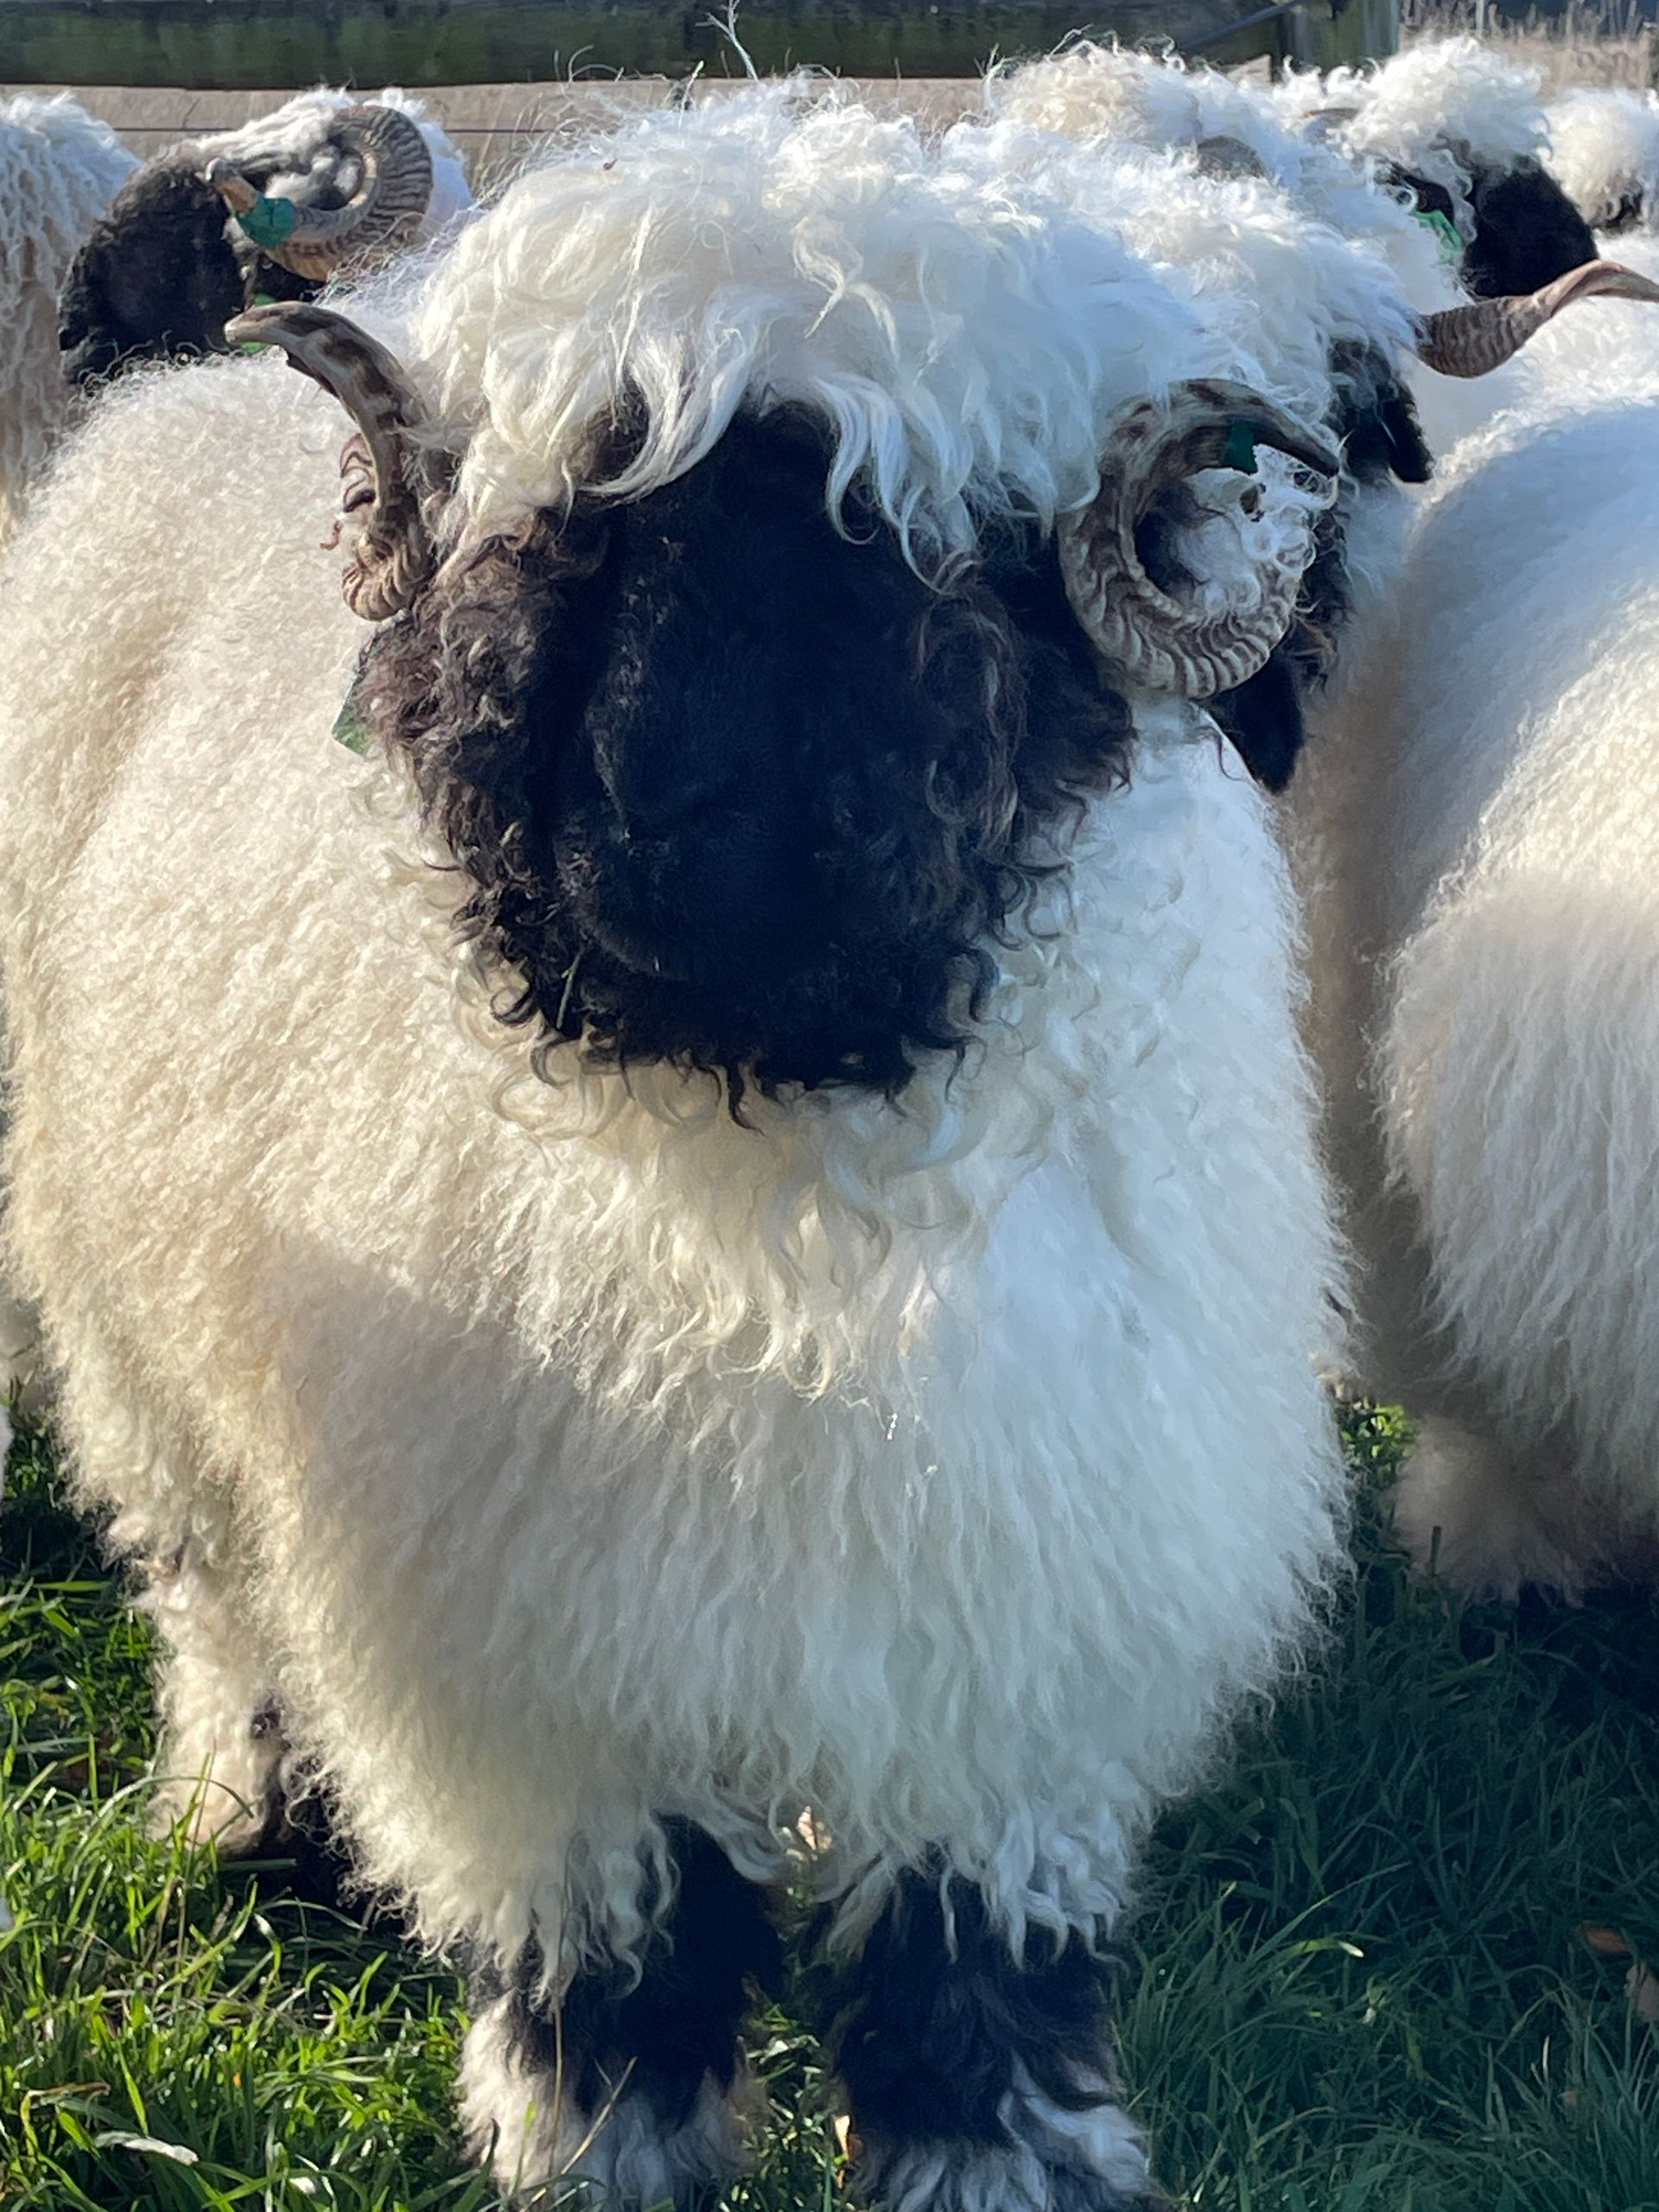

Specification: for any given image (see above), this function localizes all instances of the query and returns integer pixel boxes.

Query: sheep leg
[1390,1410,1637,1601]
[142,1515,289,1855]
[820,1868,1163,2212]
[460,1818,780,2208]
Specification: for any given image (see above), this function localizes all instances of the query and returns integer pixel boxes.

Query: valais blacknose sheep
[0,81,1492,2206]
[58,87,470,385]
[1290,346,1659,1604]
[976,44,1659,793]
[0,93,135,533]
[1547,86,1659,246]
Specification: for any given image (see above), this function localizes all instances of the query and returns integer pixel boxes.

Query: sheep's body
[0,88,1361,2202]
[1291,374,1659,1595]
[0,94,135,532]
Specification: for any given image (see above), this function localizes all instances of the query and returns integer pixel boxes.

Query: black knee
[817,1869,1121,2146]
[482,1819,782,2130]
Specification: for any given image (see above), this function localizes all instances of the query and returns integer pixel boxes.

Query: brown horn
[1194,135,1268,181]
[226,302,438,620]
[1060,378,1341,702]
[208,105,434,283]
[1418,258,1659,378]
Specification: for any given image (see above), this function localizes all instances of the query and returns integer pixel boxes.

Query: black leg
[463,1819,781,2206]
[816,1869,1164,2212]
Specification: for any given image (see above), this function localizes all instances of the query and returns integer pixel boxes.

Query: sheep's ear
[1418,258,1659,377]
[227,302,438,620]
[1059,378,1340,702]
[207,105,433,282]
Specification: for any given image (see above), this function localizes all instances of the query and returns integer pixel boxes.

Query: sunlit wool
[0,93,135,533]
[1288,362,1659,1598]
[0,82,1351,2202]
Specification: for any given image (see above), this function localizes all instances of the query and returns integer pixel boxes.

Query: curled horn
[1194,135,1268,181]
[225,302,438,620]
[207,105,434,282]
[1418,258,1659,378]
[1060,378,1341,701]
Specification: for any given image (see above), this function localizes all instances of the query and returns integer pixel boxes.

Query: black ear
[1328,339,1432,487]
[1207,652,1304,793]
[1385,155,1599,302]
[59,156,250,385]
[1462,159,1599,297]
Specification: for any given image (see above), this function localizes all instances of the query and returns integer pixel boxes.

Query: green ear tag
[331,697,373,757]
[235,195,301,251]
[332,652,374,757]
[1414,207,1463,262]
[1224,418,1259,475]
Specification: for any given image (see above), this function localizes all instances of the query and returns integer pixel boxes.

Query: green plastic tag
[331,698,373,757]
[332,652,375,757]
[234,293,279,354]
[1414,207,1463,263]
[1224,418,1259,475]
[235,195,300,251]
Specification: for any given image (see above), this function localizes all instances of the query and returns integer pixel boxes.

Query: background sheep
[0,92,135,534]
[976,45,1650,798]
[1287,334,1659,1600]
[0,79,1382,2209]
[57,86,471,385]
[1546,84,1659,244]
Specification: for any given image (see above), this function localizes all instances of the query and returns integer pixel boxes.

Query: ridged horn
[226,302,437,620]
[1194,135,1268,181]
[207,105,434,282]
[1418,258,1659,378]
[1060,378,1341,702]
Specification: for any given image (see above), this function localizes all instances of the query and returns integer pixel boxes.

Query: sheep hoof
[849,2086,1163,2212]
[1391,1414,1605,1601]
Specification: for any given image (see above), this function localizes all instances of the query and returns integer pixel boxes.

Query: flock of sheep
[3,33,1659,2210]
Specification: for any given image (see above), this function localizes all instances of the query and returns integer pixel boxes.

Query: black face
[1388,155,1598,301]
[59,153,320,386]
[1210,342,1433,793]
[359,406,1135,1104]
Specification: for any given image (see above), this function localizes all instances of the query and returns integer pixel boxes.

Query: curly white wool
[1277,36,1548,240]
[983,40,1444,293]
[1288,352,1659,1597]
[1546,85,1659,234]
[0,83,1349,1991]
[0,94,135,533]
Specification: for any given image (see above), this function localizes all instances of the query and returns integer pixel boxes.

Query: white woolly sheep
[57,86,471,385]
[974,46,1659,793]
[0,79,1457,2207]
[980,41,1611,464]
[1287,337,1659,1600]
[1546,86,1659,243]
[0,93,135,534]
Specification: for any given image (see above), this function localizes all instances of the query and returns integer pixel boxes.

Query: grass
[3,1407,1658,2210]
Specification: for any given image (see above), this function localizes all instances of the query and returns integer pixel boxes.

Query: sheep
[0,79,1495,2205]
[1284,326,1659,1599]
[57,86,471,385]
[0,92,136,534]
[1546,86,1659,246]
[1274,38,1598,302]
[976,46,1659,798]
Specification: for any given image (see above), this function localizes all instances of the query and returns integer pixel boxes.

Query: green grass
[3,1407,1658,2210]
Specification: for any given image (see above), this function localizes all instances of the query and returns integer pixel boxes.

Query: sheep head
[59,101,436,385]
[232,298,1335,1103]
